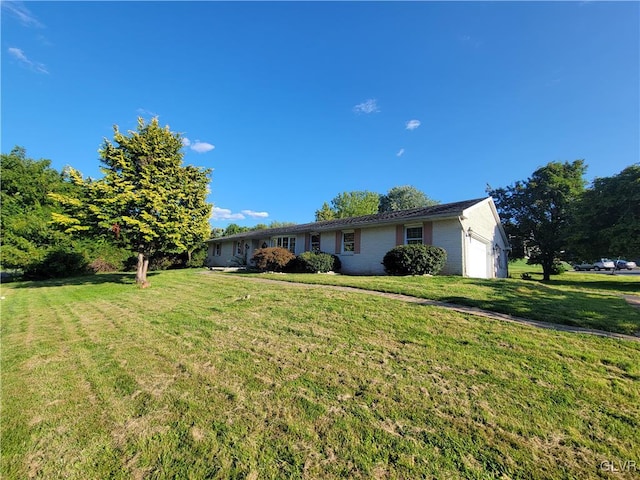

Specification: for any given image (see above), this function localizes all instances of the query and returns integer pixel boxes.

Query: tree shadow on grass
[545,277,640,294]
[441,279,640,335]
[9,272,160,289]
[510,271,639,294]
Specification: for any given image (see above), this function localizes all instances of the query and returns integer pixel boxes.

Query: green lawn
[238,262,640,335]
[2,269,639,479]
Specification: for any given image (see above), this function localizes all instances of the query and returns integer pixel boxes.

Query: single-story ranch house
[205,197,510,278]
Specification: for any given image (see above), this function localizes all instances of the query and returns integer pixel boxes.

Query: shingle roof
[206,197,489,242]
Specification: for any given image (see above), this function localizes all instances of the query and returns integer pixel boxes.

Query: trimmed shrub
[251,247,295,272]
[292,251,341,273]
[382,244,447,276]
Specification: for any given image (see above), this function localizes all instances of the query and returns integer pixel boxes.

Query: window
[406,226,423,245]
[272,236,296,253]
[310,233,320,252]
[215,243,221,256]
[343,231,355,253]
[235,241,243,255]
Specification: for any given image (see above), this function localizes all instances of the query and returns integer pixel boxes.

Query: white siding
[204,198,508,277]
[432,219,464,275]
[337,225,396,275]
[460,199,509,278]
[206,240,237,267]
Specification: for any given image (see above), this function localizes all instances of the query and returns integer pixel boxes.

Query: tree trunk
[141,257,149,283]
[541,258,552,282]
[135,252,145,283]
[136,253,144,283]
[135,252,150,286]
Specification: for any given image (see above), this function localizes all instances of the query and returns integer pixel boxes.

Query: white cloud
[136,108,159,119]
[396,148,405,157]
[459,34,482,49]
[182,137,215,153]
[190,141,215,153]
[241,210,269,219]
[405,119,421,130]
[353,99,380,114]
[211,207,270,221]
[7,47,48,74]
[2,1,43,28]
[211,207,245,221]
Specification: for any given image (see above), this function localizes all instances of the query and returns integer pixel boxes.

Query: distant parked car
[573,261,594,271]
[593,258,615,271]
[614,259,637,270]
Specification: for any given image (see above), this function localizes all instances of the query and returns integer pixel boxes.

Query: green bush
[291,251,341,273]
[186,246,207,268]
[549,259,568,275]
[251,247,295,272]
[23,248,89,280]
[382,244,447,276]
[526,256,567,275]
[77,240,134,273]
[149,255,180,271]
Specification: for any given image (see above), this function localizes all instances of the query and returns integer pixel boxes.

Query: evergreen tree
[52,118,212,285]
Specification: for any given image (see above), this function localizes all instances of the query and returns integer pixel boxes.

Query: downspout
[458,216,467,277]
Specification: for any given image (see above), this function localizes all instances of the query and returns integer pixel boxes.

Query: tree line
[2,116,637,284]
[488,160,639,281]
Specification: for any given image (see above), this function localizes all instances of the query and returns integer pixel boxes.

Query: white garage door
[467,237,489,278]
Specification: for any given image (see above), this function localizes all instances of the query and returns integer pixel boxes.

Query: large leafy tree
[379,185,439,212]
[0,147,76,270]
[223,224,250,236]
[314,191,380,221]
[314,202,336,221]
[488,160,587,281]
[53,118,212,285]
[570,164,640,260]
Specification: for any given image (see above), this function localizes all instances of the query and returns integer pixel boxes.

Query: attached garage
[206,197,511,278]
[466,236,490,279]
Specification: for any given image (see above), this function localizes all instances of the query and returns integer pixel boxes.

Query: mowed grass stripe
[239,271,640,334]
[2,269,639,479]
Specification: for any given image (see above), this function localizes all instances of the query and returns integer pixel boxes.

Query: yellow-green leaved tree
[52,118,212,286]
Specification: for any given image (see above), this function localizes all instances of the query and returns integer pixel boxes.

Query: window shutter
[354,229,361,254]
[335,231,341,254]
[395,225,404,245]
[423,221,433,245]
[304,233,310,251]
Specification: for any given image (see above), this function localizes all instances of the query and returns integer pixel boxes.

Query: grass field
[2,269,639,479]
[240,261,640,336]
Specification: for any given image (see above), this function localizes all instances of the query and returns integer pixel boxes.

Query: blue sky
[2,1,639,228]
